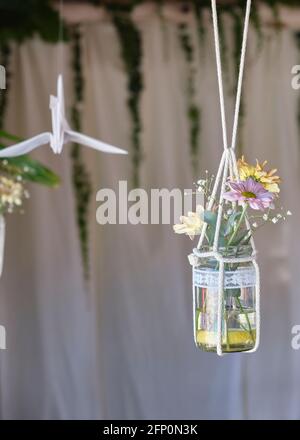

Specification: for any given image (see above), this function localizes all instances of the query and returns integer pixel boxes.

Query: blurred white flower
[173,205,205,240]
[0,176,25,214]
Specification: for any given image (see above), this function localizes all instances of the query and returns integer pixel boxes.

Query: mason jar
[193,245,257,353]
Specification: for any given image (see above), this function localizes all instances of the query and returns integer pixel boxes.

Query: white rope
[193,0,260,356]
[211,0,228,151]
[217,260,224,356]
[213,151,229,252]
[197,150,226,249]
[245,260,261,353]
[231,0,252,151]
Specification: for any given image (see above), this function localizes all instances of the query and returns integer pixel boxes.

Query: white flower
[173,205,205,240]
[272,217,278,224]
[252,222,258,228]
[287,210,292,216]
[263,214,268,221]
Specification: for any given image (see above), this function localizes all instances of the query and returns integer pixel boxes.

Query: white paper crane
[0,75,127,158]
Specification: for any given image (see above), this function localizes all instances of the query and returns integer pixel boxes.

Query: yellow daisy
[237,156,281,193]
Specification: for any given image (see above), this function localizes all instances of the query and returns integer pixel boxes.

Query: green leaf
[224,211,242,237]
[0,132,60,187]
[204,210,226,247]
[229,229,251,247]
[204,210,217,226]
[2,155,60,187]
[0,130,22,142]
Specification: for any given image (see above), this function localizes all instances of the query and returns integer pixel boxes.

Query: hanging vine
[178,21,201,174]
[250,1,264,54]
[192,0,206,55]
[112,11,143,187]
[70,25,92,280]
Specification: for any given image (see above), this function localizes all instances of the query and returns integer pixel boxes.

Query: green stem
[235,296,255,343]
[227,204,248,247]
[225,309,230,350]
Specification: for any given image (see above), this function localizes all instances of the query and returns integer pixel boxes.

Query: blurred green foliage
[0,130,60,187]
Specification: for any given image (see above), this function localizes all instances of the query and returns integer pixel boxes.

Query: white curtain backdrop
[0,7,300,419]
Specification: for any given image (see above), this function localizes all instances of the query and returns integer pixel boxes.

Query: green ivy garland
[193,0,206,53]
[70,25,92,280]
[178,22,201,175]
[250,1,264,54]
[0,0,66,44]
[112,12,143,187]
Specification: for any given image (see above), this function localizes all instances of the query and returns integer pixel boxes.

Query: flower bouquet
[0,130,60,276]
[174,157,290,353]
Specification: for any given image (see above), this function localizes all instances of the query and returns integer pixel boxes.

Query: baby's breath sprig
[249,207,292,230]
[0,176,29,215]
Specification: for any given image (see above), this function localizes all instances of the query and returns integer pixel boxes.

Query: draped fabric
[0,8,299,419]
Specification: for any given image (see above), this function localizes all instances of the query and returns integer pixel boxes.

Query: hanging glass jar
[193,245,257,353]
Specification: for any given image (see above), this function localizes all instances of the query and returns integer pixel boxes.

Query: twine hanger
[193,0,261,356]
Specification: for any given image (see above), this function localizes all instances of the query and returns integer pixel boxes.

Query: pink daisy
[223,178,274,210]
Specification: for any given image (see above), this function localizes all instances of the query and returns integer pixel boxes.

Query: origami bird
[0,75,127,158]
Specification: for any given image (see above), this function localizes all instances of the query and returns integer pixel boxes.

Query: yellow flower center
[241,191,256,198]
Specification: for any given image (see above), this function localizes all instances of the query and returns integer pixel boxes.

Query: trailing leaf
[70,25,92,280]
[0,0,68,44]
[113,11,143,187]
[192,0,206,52]
[250,2,264,54]
[178,23,201,175]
